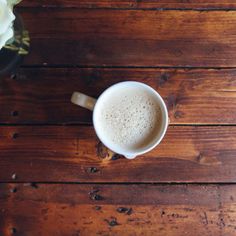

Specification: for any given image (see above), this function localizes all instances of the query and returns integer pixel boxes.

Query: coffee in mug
[71,81,168,159]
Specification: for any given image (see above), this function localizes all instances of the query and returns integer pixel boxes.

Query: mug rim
[93,81,168,159]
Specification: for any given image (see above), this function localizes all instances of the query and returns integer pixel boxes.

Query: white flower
[0,0,17,50]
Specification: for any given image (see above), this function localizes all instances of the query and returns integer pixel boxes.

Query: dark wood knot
[96,142,115,160]
[159,73,170,87]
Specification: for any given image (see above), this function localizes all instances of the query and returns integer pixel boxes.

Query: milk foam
[97,87,161,150]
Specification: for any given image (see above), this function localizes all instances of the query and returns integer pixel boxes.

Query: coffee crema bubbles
[97,87,162,151]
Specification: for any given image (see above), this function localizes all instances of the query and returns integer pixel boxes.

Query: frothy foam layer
[97,87,161,151]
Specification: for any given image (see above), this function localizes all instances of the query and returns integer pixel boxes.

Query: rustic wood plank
[1,184,236,235]
[18,9,236,67]
[19,0,236,9]
[1,68,236,124]
[0,126,236,182]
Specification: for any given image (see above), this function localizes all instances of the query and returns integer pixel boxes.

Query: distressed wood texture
[1,184,236,236]
[1,126,236,182]
[19,0,236,9]
[18,9,236,67]
[1,68,236,124]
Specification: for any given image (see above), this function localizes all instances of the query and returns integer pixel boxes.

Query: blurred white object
[0,0,22,50]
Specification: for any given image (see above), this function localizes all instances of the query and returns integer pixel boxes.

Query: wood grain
[1,184,236,236]
[19,0,236,9]
[1,126,236,183]
[1,68,236,124]
[18,9,236,67]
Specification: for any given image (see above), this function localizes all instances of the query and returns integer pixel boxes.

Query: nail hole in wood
[95,206,101,210]
[126,208,133,215]
[87,167,99,173]
[91,194,103,201]
[10,74,17,80]
[89,189,104,201]
[117,207,128,213]
[12,133,19,139]
[11,111,19,117]
[105,218,119,227]
[117,207,132,215]
[12,173,17,180]
[10,227,17,234]
[10,187,17,193]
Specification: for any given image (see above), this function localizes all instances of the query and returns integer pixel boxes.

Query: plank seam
[18,7,236,11]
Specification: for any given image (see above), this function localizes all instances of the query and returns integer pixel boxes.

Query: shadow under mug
[71,81,168,159]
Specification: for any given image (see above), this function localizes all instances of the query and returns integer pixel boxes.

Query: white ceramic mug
[71,81,168,159]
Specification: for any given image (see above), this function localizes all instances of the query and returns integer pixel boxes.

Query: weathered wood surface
[2,3,236,236]
[1,68,236,124]
[1,184,236,236]
[19,0,236,9]
[0,126,236,182]
[16,9,236,67]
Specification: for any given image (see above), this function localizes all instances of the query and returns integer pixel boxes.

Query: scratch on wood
[203,212,208,225]
[217,185,225,236]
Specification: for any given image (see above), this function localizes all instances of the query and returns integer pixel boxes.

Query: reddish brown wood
[19,0,236,9]
[0,126,236,182]
[17,9,236,67]
[1,68,236,124]
[1,184,236,235]
[2,3,236,235]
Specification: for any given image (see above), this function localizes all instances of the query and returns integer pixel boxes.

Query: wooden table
[1,1,236,235]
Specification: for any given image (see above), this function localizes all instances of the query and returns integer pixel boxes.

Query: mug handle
[71,92,136,160]
[71,92,97,111]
